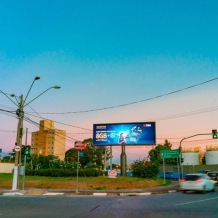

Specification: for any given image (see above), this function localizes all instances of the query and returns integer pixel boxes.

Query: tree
[65,138,111,169]
[29,154,60,170]
[148,139,177,165]
[1,156,13,163]
[82,138,111,169]
[132,158,159,178]
[65,148,78,162]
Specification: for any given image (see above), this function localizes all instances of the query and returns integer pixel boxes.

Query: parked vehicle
[197,170,211,175]
[180,173,216,193]
[157,171,179,180]
[156,172,164,178]
[207,171,218,185]
[126,171,133,176]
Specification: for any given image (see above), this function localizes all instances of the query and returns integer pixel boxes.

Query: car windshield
[185,175,203,181]
[208,172,218,177]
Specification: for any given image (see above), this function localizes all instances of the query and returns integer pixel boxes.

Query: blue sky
[1,1,218,163]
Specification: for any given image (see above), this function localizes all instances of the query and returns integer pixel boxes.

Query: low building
[31,120,66,160]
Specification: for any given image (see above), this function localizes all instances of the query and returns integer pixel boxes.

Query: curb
[3,192,23,196]
[120,192,151,196]
[93,193,107,196]
[43,193,64,196]
[1,190,179,197]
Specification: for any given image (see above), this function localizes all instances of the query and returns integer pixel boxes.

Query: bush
[132,158,159,178]
[25,169,100,177]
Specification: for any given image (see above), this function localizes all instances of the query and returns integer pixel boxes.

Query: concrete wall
[0,163,14,173]
[159,165,218,174]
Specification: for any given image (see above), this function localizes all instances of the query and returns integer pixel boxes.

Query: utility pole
[12,95,24,190]
[0,76,61,191]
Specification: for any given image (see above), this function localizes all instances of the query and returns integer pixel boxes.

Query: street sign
[74,141,86,150]
[160,149,180,159]
[79,151,84,157]
[108,170,117,178]
[14,145,21,152]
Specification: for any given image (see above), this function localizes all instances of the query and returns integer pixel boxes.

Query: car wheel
[212,185,216,192]
[202,186,206,194]
[182,190,186,193]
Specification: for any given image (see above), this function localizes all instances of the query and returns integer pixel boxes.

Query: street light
[0,76,60,190]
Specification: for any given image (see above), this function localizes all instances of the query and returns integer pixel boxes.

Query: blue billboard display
[93,122,156,146]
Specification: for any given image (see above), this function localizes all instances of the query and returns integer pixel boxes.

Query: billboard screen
[93,122,156,146]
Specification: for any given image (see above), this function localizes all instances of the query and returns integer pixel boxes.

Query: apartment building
[31,120,66,160]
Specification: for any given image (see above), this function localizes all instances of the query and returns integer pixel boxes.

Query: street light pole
[12,95,24,190]
[0,76,61,191]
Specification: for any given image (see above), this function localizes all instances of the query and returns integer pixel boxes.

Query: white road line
[175,196,218,206]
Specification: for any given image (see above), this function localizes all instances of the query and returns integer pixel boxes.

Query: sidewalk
[0,181,180,196]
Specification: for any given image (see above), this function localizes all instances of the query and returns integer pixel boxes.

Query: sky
[1,1,218,163]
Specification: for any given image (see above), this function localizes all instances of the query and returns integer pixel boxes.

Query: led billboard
[93,122,156,146]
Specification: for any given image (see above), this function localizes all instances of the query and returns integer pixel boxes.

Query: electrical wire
[26,77,218,114]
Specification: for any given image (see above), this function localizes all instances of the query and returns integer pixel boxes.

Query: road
[1,189,218,218]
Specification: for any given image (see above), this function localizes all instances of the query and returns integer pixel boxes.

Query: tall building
[31,120,66,160]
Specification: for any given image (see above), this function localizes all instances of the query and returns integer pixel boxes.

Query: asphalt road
[1,189,218,218]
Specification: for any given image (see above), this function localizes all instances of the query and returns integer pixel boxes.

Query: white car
[180,173,216,193]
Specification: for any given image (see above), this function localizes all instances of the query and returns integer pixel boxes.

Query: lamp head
[10,94,15,97]
[53,85,61,89]
[34,76,40,80]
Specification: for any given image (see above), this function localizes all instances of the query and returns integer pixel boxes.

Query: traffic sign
[79,151,84,157]
[74,141,86,150]
[14,145,21,152]
[160,149,180,159]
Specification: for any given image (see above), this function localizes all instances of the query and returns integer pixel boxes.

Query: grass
[0,173,172,190]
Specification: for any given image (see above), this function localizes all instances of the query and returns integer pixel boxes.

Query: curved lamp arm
[23,76,40,106]
[24,86,60,107]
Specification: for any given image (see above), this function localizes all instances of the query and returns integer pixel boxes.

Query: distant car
[197,170,211,175]
[156,173,164,178]
[165,171,179,180]
[126,171,133,176]
[180,173,216,193]
[157,171,179,180]
[115,171,132,176]
[207,171,218,185]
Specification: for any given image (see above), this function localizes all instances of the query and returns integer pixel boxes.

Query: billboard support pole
[103,147,106,176]
[120,146,126,176]
[76,150,79,194]
[110,146,112,170]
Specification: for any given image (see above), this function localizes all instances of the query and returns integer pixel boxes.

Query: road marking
[175,196,218,206]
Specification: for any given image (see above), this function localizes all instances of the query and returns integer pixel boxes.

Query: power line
[25,111,92,131]
[27,77,218,114]
[150,106,218,122]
